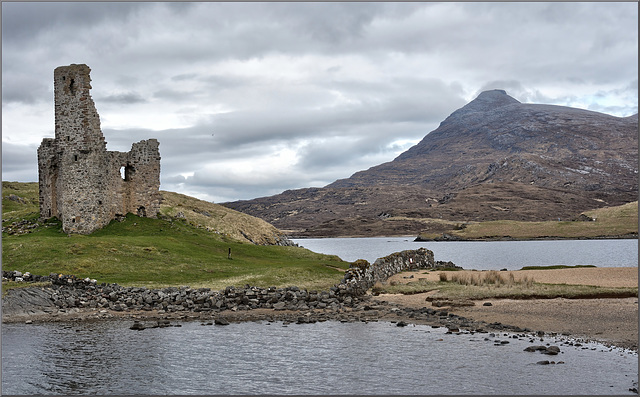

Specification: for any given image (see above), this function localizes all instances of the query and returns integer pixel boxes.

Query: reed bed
[439,270,534,288]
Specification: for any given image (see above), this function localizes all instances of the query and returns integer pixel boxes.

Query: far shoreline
[289,234,639,241]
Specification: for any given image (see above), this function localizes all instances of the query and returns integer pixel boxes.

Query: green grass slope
[2,182,39,222]
[2,182,347,290]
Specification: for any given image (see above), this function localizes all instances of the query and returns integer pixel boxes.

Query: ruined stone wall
[337,248,461,296]
[37,139,57,219]
[38,64,161,234]
[111,139,161,218]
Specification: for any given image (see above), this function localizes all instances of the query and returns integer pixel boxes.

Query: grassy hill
[2,182,290,245]
[2,182,347,290]
[159,190,292,245]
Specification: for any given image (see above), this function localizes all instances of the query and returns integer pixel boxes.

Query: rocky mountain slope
[225,90,638,236]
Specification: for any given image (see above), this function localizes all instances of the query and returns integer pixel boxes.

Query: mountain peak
[476,89,516,102]
[447,89,520,120]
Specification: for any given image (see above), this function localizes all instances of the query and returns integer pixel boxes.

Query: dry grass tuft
[449,270,534,288]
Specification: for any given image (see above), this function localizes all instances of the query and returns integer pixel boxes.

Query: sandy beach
[377,267,638,350]
[386,266,638,288]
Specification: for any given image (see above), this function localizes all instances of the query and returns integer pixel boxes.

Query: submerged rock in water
[524,345,548,352]
[524,345,561,355]
[130,321,146,331]
[536,360,551,365]
[543,346,561,355]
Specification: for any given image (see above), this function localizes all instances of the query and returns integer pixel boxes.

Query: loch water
[2,320,638,395]
[291,237,638,269]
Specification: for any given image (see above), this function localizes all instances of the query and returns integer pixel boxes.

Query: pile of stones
[1,219,40,235]
[3,270,53,283]
[3,270,369,313]
[48,282,373,313]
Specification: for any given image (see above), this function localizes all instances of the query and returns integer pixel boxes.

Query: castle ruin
[38,64,161,234]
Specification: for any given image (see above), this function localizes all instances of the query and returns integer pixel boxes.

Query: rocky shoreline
[3,276,636,352]
[2,248,449,316]
[1,248,450,321]
[1,281,574,348]
[3,247,637,352]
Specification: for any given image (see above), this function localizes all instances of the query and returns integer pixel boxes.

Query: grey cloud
[293,118,440,175]
[152,89,192,101]
[295,137,380,173]
[189,169,305,190]
[1,143,38,181]
[154,74,249,101]
[199,75,255,91]
[419,3,637,87]
[1,76,50,104]
[267,2,382,45]
[206,78,466,149]
[1,2,144,42]
[2,2,637,203]
[98,92,147,104]
[168,167,315,203]
[626,80,638,92]
[171,74,199,82]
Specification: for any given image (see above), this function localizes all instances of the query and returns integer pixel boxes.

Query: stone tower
[38,64,161,234]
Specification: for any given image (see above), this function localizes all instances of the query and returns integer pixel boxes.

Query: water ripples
[3,320,637,395]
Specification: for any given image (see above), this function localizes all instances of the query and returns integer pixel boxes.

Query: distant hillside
[416,201,638,241]
[225,90,638,236]
[1,181,291,245]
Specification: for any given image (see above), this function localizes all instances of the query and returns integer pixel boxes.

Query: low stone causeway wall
[338,247,461,296]
[2,248,461,315]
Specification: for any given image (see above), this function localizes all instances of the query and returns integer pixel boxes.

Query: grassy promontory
[415,201,638,241]
[2,182,347,290]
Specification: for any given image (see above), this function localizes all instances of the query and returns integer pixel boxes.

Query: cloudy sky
[2,2,637,203]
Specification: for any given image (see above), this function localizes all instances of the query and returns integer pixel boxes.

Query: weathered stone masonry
[338,248,461,296]
[38,64,161,234]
